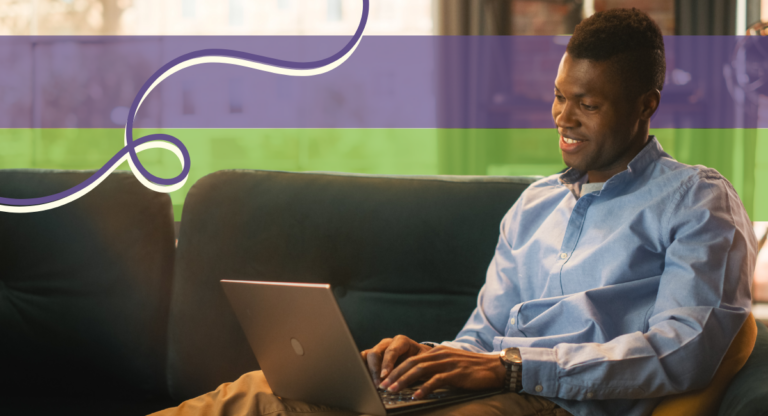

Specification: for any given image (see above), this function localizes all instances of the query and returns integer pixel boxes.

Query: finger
[383,348,450,387]
[365,338,392,385]
[366,350,384,386]
[413,372,454,399]
[385,358,448,393]
[379,336,414,381]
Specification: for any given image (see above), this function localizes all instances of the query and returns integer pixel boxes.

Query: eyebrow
[554,86,589,98]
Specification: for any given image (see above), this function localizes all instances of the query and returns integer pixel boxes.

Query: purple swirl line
[0,0,369,208]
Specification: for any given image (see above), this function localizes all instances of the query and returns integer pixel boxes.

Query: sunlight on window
[0,0,433,35]
[327,0,342,22]
[182,0,195,18]
[229,0,244,26]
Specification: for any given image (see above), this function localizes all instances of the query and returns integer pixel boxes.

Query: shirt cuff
[519,347,559,397]
[436,340,492,353]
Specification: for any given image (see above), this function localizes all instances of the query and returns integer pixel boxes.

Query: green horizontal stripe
[0,128,765,220]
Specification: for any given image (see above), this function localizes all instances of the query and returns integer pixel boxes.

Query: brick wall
[513,0,675,36]
[595,0,675,35]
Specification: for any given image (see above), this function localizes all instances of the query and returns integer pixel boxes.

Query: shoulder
[639,154,733,203]
[648,157,739,202]
[648,158,750,240]
[653,152,720,178]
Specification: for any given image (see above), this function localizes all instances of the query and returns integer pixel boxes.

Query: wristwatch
[499,347,523,392]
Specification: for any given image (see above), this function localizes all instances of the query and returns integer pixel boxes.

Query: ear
[639,89,661,121]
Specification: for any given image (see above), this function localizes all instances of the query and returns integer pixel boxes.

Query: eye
[581,103,596,111]
[555,94,565,102]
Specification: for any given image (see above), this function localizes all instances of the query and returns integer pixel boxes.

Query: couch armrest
[717,317,768,416]
[652,313,757,416]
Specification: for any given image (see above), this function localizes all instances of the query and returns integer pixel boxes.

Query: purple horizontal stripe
[0,36,764,128]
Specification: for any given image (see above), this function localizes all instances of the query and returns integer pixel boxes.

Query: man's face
[552,52,649,182]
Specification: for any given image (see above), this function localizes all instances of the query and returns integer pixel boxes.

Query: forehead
[554,53,620,98]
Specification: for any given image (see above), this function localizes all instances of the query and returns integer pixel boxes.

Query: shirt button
[586,392,594,399]
[559,252,568,259]
[535,385,543,393]
[509,317,516,325]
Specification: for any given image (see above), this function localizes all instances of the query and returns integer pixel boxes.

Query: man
[154,8,755,416]
[361,7,755,416]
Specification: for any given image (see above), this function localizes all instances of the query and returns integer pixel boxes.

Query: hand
[360,335,433,387]
[378,345,506,399]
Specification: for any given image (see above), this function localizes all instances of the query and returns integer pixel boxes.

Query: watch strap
[500,348,523,392]
[504,362,523,392]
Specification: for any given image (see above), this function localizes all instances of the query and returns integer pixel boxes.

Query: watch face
[504,348,523,364]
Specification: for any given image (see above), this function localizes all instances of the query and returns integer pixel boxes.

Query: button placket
[549,195,593,295]
[506,305,522,336]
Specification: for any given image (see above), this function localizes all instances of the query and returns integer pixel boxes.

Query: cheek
[581,115,600,134]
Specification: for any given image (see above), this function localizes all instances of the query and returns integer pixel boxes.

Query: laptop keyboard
[378,386,460,406]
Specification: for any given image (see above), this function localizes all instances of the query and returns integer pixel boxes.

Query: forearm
[516,306,748,401]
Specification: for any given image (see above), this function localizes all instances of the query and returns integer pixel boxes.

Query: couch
[0,169,177,415]
[1,169,766,416]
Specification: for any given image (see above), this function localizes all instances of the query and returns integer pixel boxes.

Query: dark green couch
[0,170,178,415]
[1,169,766,415]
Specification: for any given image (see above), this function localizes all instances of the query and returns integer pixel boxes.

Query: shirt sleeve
[447,172,756,401]
[440,199,525,353]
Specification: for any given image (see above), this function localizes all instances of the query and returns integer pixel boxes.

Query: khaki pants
[150,371,573,416]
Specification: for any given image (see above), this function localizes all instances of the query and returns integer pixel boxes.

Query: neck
[587,133,650,183]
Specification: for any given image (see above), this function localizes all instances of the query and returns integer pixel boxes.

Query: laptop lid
[220,280,387,416]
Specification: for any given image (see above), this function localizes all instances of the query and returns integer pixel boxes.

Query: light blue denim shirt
[440,137,756,416]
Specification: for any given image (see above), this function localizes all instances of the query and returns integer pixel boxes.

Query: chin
[561,157,585,173]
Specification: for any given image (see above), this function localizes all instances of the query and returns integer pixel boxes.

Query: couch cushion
[0,169,175,403]
[167,170,535,400]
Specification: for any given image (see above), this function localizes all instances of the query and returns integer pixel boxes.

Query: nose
[553,100,578,129]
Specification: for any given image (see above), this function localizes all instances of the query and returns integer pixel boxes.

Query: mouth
[559,134,586,153]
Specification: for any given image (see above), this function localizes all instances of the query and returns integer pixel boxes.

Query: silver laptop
[221,280,501,415]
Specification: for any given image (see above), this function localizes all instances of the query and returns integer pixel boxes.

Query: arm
[517,173,755,400]
[359,200,529,396]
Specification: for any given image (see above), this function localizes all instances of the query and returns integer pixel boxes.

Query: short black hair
[567,8,666,98]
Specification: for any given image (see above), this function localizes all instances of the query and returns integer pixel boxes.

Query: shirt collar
[558,135,666,196]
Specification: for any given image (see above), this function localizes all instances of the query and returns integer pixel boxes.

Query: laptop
[220,280,501,415]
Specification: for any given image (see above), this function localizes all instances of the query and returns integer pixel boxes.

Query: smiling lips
[559,134,585,153]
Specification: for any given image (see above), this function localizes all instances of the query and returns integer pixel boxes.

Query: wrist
[494,358,508,387]
[499,347,523,392]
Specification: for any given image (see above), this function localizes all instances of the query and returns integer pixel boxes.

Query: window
[229,0,244,26]
[327,0,342,22]
[182,0,196,18]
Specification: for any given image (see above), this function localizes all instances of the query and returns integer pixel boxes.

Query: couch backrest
[0,169,175,400]
[167,170,536,400]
